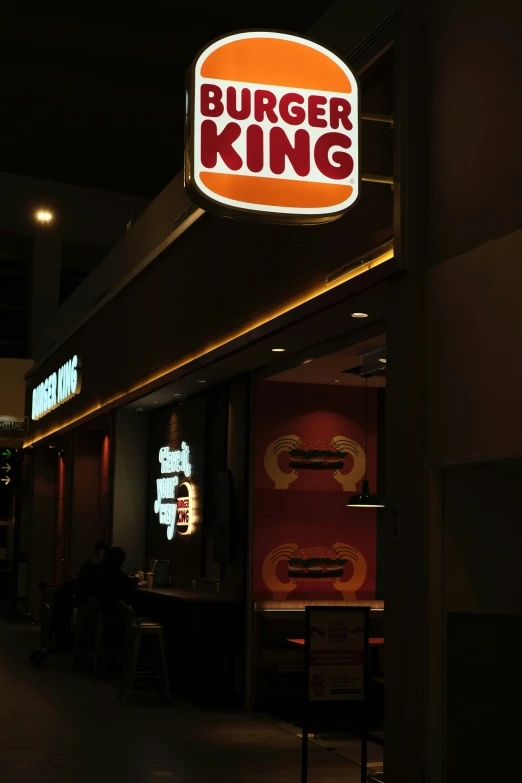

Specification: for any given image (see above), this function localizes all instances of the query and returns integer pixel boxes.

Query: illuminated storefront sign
[186,31,359,224]
[31,355,81,421]
[153,443,193,539]
[0,417,25,431]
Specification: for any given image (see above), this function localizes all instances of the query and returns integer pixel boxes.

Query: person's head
[93,539,108,562]
[104,546,126,569]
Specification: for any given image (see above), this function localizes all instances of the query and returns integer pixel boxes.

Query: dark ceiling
[0,0,334,199]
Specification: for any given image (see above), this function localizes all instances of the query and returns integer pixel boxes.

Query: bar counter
[135,586,235,602]
[131,586,244,707]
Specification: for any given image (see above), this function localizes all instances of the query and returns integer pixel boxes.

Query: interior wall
[225,377,249,589]
[427,228,522,465]
[443,463,522,780]
[203,377,250,590]
[0,358,33,418]
[430,0,522,265]
[444,464,522,616]
[426,4,522,779]
[204,388,228,582]
[112,409,148,574]
[53,453,66,585]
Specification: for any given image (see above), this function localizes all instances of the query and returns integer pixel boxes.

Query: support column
[26,446,57,618]
[385,16,430,783]
[112,409,148,573]
[31,230,61,359]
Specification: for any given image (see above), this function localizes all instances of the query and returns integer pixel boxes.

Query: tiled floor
[0,622,383,782]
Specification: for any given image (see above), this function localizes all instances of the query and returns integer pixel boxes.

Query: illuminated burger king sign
[153,443,194,540]
[185,31,359,224]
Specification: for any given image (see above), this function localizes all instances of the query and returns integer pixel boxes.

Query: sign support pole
[301,707,309,783]
[360,613,370,783]
[360,707,368,783]
[301,607,311,783]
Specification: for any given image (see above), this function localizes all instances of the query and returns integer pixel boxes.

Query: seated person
[94,546,138,611]
[76,539,108,602]
[48,540,109,647]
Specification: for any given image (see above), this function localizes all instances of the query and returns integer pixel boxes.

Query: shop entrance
[250,330,386,772]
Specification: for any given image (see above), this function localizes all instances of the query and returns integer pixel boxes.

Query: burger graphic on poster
[262,543,368,600]
[287,546,347,579]
[288,442,347,471]
[264,435,366,491]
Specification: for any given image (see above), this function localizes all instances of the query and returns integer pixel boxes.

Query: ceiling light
[197,380,206,383]
[153,400,159,404]
[173,393,181,397]
[302,358,313,365]
[378,358,387,363]
[35,209,54,224]
[351,312,368,319]
[272,348,286,352]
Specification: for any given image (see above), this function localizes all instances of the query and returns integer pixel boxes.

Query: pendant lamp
[347,376,384,508]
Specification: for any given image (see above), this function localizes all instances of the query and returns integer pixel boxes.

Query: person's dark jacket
[94,562,137,611]
[75,558,100,602]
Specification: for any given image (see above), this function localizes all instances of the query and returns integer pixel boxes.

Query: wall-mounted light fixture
[347,376,384,509]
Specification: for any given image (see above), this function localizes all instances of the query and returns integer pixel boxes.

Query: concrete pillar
[31,230,61,359]
[384,19,430,783]
[112,409,148,573]
[26,446,57,618]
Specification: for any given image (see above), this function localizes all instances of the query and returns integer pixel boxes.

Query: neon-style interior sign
[153,443,193,539]
[31,355,81,420]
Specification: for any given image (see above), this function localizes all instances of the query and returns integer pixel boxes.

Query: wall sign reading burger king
[185,31,359,224]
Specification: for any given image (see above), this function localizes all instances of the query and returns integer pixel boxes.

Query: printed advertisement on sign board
[185,31,359,224]
[307,607,368,702]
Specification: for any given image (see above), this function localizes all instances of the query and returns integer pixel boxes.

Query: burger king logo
[185,31,359,224]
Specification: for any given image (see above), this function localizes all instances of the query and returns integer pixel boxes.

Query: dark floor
[0,622,382,782]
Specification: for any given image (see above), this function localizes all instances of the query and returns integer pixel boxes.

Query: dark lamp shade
[347,479,384,508]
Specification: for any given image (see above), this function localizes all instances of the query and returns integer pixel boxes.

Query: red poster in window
[253,381,377,601]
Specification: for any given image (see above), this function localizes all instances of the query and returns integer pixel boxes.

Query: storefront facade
[22,7,419,779]
[21,1,522,781]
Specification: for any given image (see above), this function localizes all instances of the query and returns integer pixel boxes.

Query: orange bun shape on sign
[185,31,359,225]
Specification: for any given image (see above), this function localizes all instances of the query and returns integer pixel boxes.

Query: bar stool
[117,602,171,703]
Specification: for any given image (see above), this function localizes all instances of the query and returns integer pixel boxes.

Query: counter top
[134,586,238,603]
[256,600,384,611]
